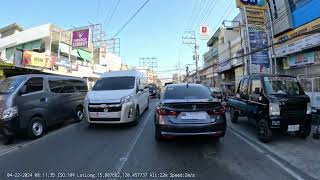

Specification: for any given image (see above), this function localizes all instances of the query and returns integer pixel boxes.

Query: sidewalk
[226,113,320,179]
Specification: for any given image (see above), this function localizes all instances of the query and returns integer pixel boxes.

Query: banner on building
[22,51,51,68]
[288,52,315,67]
[248,26,270,73]
[275,33,320,57]
[56,57,71,68]
[72,29,90,48]
[236,0,267,10]
[245,8,265,26]
[218,60,232,72]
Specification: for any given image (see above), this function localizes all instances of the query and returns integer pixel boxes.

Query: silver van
[0,74,87,142]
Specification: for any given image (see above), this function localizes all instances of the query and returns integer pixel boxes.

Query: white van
[84,70,149,125]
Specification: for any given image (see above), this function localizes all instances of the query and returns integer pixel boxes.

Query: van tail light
[156,107,178,116]
[207,108,225,116]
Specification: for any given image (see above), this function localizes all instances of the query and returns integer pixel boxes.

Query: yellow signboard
[275,18,320,45]
[246,8,265,26]
[22,51,51,68]
[236,0,267,10]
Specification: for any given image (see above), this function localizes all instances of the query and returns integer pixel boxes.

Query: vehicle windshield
[149,86,156,90]
[92,76,135,91]
[0,77,26,94]
[164,85,212,99]
[264,77,304,95]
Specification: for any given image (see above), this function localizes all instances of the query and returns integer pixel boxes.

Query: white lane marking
[228,127,264,153]
[0,122,78,157]
[115,102,155,175]
[229,127,304,180]
[266,154,304,180]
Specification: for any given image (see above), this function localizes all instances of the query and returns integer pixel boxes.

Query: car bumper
[0,117,19,136]
[269,114,312,129]
[85,102,136,124]
[156,122,226,137]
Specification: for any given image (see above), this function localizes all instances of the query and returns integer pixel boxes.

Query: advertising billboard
[236,0,267,10]
[289,0,320,28]
[248,26,270,73]
[22,51,52,68]
[72,29,90,48]
[288,52,315,67]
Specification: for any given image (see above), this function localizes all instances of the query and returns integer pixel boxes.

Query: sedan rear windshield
[92,76,135,91]
[164,85,212,99]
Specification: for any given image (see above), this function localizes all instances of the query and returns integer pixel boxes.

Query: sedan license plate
[288,125,300,132]
[181,112,206,120]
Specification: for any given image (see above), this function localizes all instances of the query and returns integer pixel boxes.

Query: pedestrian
[3,128,14,145]
[313,112,320,139]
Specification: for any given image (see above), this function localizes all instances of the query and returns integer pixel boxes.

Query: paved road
[0,99,308,180]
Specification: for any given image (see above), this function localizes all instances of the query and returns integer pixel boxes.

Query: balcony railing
[204,48,218,62]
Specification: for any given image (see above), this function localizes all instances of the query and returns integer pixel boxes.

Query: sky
[0,0,239,79]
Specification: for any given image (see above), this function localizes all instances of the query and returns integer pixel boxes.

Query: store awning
[58,42,92,61]
[59,42,70,54]
[77,49,92,61]
[0,59,14,67]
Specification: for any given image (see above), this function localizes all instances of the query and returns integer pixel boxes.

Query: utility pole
[182,31,199,83]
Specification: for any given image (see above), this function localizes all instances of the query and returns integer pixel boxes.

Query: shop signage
[275,33,320,57]
[71,61,79,71]
[56,57,71,68]
[248,26,270,74]
[236,0,267,10]
[288,52,315,67]
[22,51,51,68]
[275,18,320,44]
[245,8,265,26]
[218,60,232,72]
[199,25,210,40]
[72,29,90,48]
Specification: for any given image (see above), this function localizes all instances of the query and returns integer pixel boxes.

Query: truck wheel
[28,117,45,139]
[296,122,311,139]
[230,107,238,123]
[257,119,272,143]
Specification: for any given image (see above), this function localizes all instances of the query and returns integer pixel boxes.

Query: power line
[112,0,151,38]
[197,0,216,26]
[190,0,206,29]
[186,0,200,29]
[104,0,121,28]
[212,0,233,32]
[202,0,218,24]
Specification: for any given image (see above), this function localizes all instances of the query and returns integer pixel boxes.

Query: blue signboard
[248,26,270,73]
[289,0,320,28]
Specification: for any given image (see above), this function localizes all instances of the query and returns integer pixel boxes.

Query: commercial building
[0,23,122,84]
[268,0,320,77]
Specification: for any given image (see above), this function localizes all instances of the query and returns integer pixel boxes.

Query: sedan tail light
[156,107,178,116]
[207,108,225,115]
